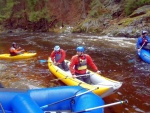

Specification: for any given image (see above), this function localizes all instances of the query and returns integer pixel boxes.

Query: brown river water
[0,32,150,113]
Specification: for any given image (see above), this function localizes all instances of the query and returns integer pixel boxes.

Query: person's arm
[13,49,24,54]
[86,55,98,71]
[50,51,55,62]
[16,45,25,52]
[86,55,101,74]
[136,37,142,49]
[146,36,150,43]
[10,48,15,53]
[69,56,76,77]
[86,55,98,72]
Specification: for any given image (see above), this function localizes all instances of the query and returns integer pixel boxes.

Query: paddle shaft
[40,87,98,109]
[50,74,91,82]
[0,103,5,113]
[129,42,146,61]
[138,42,145,52]
[73,100,127,113]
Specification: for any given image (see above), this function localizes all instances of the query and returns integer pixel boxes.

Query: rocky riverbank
[0,1,149,38]
[72,5,150,38]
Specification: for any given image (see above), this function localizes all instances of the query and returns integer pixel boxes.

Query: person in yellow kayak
[9,42,25,56]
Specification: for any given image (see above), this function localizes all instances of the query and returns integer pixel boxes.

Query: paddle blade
[39,60,47,63]
[128,59,135,63]
[40,105,48,109]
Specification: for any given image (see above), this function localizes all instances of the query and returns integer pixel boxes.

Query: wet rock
[0,83,4,88]
[130,5,150,18]
[0,64,7,71]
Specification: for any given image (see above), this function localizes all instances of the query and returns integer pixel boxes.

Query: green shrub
[0,0,19,19]
[125,0,150,15]
[27,0,38,11]
[89,0,103,18]
[28,9,50,22]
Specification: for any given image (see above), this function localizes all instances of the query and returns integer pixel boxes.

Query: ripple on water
[134,107,145,113]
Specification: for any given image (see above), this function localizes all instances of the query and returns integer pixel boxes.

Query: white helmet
[142,30,148,35]
[54,45,60,51]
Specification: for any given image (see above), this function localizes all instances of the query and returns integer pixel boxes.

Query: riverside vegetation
[0,0,149,37]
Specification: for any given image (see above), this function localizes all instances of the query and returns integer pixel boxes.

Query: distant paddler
[9,42,25,56]
[136,30,150,53]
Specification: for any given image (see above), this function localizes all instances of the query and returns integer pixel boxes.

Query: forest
[0,0,150,37]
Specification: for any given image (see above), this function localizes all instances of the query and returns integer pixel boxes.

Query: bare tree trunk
[63,0,69,13]
[82,0,86,18]
[60,0,63,27]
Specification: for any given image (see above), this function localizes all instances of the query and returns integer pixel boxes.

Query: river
[0,32,150,113]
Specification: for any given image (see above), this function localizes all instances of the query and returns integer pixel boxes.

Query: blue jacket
[136,35,150,49]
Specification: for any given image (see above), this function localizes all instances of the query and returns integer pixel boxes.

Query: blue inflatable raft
[0,86,104,113]
[138,48,150,63]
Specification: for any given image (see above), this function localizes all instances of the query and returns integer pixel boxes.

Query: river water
[0,32,150,113]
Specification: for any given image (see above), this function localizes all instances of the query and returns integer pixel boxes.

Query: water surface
[0,32,149,113]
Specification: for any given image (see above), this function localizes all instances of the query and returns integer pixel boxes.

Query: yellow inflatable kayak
[0,53,37,59]
[47,57,122,98]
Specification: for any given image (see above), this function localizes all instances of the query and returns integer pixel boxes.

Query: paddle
[0,103,5,113]
[39,60,48,63]
[40,87,99,109]
[128,42,146,63]
[138,42,145,55]
[50,74,91,82]
[16,45,26,52]
[73,100,128,113]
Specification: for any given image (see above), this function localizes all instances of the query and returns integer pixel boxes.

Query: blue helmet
[54,45,60,51]
[76,46,85,52]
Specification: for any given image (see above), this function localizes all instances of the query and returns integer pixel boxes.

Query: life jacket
[142,37,148,46]
[75,55,87,70]
[9,47,17,56]
[54,49,63,62]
